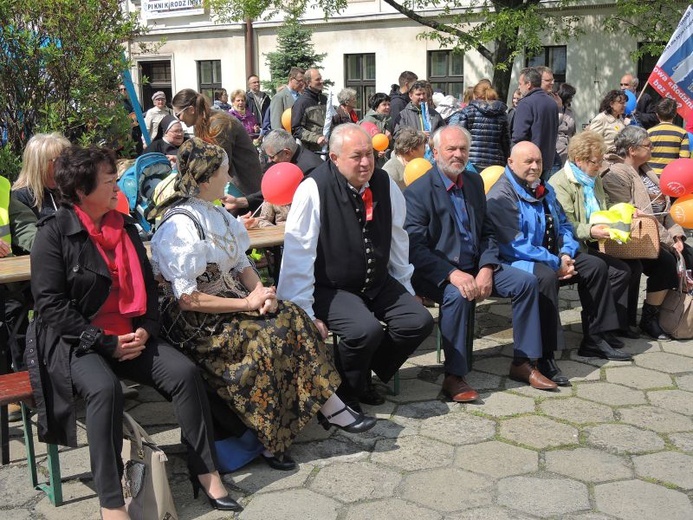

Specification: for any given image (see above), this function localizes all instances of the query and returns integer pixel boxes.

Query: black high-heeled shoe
[316,405,377,433]
[190,476,243,512]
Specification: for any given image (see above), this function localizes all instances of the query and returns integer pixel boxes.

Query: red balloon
[660,158,693,197]
[261,162,304,206]
[116,190,130,215]
[360,121,379,137]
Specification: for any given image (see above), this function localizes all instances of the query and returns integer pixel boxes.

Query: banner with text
[646,5,693,123]
[142,0,204,19]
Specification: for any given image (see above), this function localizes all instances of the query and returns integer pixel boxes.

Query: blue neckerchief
[569,161,600,219]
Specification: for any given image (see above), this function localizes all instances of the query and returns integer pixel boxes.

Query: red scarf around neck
[74,205,147,318]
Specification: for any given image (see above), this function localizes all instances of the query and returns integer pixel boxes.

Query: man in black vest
[278,123,434,410]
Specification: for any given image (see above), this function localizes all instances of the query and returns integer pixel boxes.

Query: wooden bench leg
[22,403,62,506]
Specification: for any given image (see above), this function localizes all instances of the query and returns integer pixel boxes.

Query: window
[427,50,464,100]
[637,42,662,88]
[139,61,172,111]
[344,53,376,118]
[197,60,222,102]
[525,46,567,86]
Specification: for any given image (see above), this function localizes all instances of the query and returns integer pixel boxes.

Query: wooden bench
[0,371,63,505]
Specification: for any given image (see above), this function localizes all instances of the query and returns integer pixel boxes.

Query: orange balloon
[670,194,693,228]
[372,133,389,152]
[403,158,433,186]
[281,108,292,132]
[116,190,130,215]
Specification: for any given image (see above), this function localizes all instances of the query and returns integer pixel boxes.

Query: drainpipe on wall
[245,17,255,78]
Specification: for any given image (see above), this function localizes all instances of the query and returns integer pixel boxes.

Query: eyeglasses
[267,149,288,162]
[173,105,192,120]
[637,142,653,150]
[586,158,603,166]
[620,83,630,87]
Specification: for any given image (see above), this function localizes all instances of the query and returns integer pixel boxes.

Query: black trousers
[533,251,621,352]
[70,340,217,508]
[314,276,434,404]
[587,248,632,330]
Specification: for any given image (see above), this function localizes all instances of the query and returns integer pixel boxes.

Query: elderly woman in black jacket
[27,145,240,519]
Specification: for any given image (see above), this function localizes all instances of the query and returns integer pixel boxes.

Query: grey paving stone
[465,391,535,417]
[675,373,693,392]
[290,436,370,468]
[231,460,313,495]
[34,479,100,519]
[594,480,693,520]
[344,498,443,520]
[0,464,43,507]
[605,366,673,389]
[308,461,401,503]
[619,405,693,433]
[506,381,573,398]
[632,451,693,489]
[0,511,32,520]
[473,356,513,376]
[497,476,589,516]
[575,382,647,406]
[419,412,496,446]
[499,415,578,449]
[648,389,693,416]
[454,441,538,478]
[635,351,693,373]
[387,378,444,404]
[556,359,602,382]
[540,397,614,424]
[544,447,633,482]
[238,489,339,520]
[668,432,693,452]
[51,445,91,481]
[400,468,494,512]
[661,340,693,357]
[445,506,536,519]
[585,424,666,454]
[464,370,504,391]
[127,401,178,426]
[371,435,455,472]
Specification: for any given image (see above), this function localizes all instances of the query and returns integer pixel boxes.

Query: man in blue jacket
[486,141,632,363]
[404,126,558,402]
[511,67,559,180]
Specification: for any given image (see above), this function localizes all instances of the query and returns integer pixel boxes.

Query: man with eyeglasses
[261,129,323,176]
[270,67,305,132]
[620,73,658,129]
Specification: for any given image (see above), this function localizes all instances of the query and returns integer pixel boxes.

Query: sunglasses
[173,105,192,120]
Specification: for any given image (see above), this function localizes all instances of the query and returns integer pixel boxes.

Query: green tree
[0,0,147,179]
[263,15,327,93]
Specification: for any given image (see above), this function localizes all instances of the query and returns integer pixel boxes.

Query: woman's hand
[0,240,10,258]
[313,319,329,340]
[590,224,612,239]
[674,236,685,253]
[114,328,149,361]
[245,282,276,313]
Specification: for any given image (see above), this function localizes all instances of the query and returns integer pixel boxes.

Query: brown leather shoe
[442,374,479,402]
[509,361,558,390]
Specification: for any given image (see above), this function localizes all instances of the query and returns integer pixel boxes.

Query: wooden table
[0,225,286,284]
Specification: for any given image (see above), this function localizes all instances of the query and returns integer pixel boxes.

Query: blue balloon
[623,89,637,116]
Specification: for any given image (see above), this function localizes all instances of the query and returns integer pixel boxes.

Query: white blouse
[151,198,251,299]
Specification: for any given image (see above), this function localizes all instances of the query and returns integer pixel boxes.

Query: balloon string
[251,202,264,218]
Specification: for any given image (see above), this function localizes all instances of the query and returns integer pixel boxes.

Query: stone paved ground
[2,286,693,519]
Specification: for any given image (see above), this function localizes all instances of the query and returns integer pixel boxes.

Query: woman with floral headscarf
[150,138,376,471]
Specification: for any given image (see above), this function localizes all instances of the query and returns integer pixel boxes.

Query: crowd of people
[2,63,693,519]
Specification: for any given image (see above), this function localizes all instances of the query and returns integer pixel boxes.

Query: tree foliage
[0,0,147,179]
[263,15,327,93]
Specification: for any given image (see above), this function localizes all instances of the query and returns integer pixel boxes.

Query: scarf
[569,161,600,219]
[74,205,147,318]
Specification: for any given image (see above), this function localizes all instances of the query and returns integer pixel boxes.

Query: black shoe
[261,453,297,471]
[640,303,671,341]
[359,384,385,406]
[316,405,377,434]
[578,337,632,361]
[537,357,571,386]
[603,331,625,349]
[617,326,640,339]
[190,477,243,512]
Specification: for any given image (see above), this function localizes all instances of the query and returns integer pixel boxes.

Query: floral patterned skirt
[159,266,340,456]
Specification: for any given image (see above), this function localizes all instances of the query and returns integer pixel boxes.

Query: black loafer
[359,385,385,406]
[578,337,632,361]
[261,453,297,471]
[617,326,640,339]
[537,357,571,386]
[603,331,625,349]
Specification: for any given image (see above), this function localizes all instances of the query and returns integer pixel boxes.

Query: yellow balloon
[480,165,505,194]
[281,108,292,132]
[404,158,433,186]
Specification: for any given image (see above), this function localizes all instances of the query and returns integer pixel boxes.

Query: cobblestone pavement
[2,286,693,519]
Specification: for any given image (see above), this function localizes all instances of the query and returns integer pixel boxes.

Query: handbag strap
[123,411,157,449]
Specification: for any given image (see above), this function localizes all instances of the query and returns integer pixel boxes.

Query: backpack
[118,152,172,235]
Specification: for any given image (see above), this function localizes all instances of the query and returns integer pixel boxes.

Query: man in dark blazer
[404,126,557,402]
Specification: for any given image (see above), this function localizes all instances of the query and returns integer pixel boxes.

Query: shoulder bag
[659,255,693,340]
[122,412,178,520]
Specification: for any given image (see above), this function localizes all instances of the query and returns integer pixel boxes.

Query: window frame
[344,53,376,118]
[427,50,465,100]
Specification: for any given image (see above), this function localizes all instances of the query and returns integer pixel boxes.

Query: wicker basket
[598,215,660,259]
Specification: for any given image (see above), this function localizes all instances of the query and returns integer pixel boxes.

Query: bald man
[279,123,433,412]
[405,126,557,401]
[486,142,632,365]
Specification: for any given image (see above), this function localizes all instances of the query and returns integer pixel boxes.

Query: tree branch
[381,0,494,63]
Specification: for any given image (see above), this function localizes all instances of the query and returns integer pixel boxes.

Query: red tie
[455,174,464,189]
[362,187,374,221]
